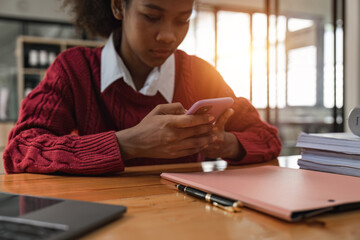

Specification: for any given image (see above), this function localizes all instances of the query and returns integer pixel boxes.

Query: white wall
[279,0,331,21]
[199,0,263,10]
[200,0,331,21]
[0,0,70,22]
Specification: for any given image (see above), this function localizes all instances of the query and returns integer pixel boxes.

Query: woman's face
[120,0,194,69]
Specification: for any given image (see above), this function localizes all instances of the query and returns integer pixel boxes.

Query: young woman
[3,0,281,175]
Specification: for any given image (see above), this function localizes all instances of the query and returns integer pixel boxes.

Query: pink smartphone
[186,97,234,122]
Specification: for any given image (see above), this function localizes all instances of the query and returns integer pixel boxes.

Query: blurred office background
[0,0,359,157]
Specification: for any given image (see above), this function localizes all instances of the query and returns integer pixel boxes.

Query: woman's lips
[150,49,172,58]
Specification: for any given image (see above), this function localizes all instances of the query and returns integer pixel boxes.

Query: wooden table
[1,156,360,240]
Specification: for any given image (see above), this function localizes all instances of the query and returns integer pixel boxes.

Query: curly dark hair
[62,0,130,37]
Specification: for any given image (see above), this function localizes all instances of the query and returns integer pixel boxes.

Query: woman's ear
[111,0,123,20]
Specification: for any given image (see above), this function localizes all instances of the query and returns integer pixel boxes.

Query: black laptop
[0,192,126,240]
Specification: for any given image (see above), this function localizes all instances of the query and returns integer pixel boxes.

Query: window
[178,1,344,155]
[179,11,215,65]
[287,46,317,106]
[217,11,251,99]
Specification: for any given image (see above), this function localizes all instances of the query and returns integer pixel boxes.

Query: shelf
[23,68,47,75]
[16,35,104,109]
[0,36,105,147]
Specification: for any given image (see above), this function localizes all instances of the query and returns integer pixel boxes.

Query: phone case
[186,97,234,122]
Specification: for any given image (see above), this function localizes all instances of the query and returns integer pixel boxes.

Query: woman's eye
[144,14,161,22]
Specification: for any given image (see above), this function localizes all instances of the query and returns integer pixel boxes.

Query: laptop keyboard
[0,219,66,240]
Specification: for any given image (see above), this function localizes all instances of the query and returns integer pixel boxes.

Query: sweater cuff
[224,131,269,165]
[72,131,124,174]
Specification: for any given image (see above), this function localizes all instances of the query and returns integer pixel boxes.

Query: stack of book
[296,132,360,177]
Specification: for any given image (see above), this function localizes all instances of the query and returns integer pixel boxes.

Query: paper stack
[296,132,360,177]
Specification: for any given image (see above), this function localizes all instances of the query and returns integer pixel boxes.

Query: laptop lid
[161,166,360,222]
[0,192,126,240]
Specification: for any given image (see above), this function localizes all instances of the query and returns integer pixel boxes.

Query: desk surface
[1,156,360,240]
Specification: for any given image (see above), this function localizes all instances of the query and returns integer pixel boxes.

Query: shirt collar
[101,33,175,103]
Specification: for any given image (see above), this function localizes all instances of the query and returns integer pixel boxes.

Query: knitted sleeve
[190,55,282,164]
[3,52,123,175]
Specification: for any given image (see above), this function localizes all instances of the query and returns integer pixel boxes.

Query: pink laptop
[161,165,360,221]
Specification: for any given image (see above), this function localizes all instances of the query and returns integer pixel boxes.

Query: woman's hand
[115,103,217,160]
[201,108,243,159]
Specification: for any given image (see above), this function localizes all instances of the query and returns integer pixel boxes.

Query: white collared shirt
[101,34,175,103]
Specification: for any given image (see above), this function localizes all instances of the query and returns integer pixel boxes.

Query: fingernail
[209,116,215,122]
[202,144,209,150]
[213,126,218,131]
[212,136,218,142]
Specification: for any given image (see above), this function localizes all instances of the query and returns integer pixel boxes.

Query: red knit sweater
[3,47,281,175]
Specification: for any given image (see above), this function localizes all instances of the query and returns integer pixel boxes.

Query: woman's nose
[156,27,176,44]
